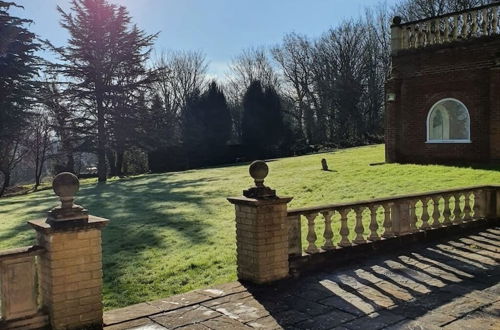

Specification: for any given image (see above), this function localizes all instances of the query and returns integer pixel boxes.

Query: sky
[12,0,399,78]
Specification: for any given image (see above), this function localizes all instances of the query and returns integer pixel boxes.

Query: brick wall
[386,36,500,163]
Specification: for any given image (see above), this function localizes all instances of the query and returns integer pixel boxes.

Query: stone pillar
[391,200,412,235]
[29,173,108,330]
[391,16,403,55]
[228,161,292,284]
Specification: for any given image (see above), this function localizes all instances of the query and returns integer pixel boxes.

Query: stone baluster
[353,206,366,244]
[368,205,380,241]
[453,193,463,224]
[463,191,473,221]
[431,196,442,228]
[443,17,450,42]
[305,213,319,254]
[492,9,498,34]
[424,22,431,45]
[433,19,440,44]
[382,202,394,238]
[421,197,431,230]
[482,8,488,35]
[408,26,415,48]
[471,11,478,36]
[461,13,468,38]
[415,26,422,48]
[338,208,351,247]
[321,211,335,250]
[442,194,453,226]
[452,15,459,40]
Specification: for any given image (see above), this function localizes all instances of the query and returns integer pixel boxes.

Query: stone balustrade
[0,172,108,330]
[229,162,499,284]
[287,186,499,256]
[0,245,48,329]
[391,2,500,53]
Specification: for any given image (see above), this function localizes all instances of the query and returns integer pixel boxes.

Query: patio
[104,227,500,330]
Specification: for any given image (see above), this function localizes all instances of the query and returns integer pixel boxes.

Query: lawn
[0,144,499,310]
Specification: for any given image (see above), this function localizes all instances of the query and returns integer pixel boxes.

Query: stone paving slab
[104,227,500,329]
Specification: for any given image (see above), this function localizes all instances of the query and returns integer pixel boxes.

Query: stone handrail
[391,2,500,53]
[0,245,46,323]
[287,185,500,256]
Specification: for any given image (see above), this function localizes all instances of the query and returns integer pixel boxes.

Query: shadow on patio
[104,227,500,329]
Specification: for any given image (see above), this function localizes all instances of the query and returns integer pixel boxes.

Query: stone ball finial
[53,172,79,210]
[249,161,268,187]
[393,16,402,25]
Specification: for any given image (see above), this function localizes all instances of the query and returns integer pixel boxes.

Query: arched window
[427,98,471,143]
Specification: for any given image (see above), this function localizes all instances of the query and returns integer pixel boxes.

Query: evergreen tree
[182,81,232,167]
[242,80,285,159]
[52,0,157,182]
[0,1,40,195]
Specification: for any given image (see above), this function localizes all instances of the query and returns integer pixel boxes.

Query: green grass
[0,144,499,310]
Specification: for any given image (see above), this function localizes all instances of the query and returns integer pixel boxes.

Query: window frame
[426,98,471,144]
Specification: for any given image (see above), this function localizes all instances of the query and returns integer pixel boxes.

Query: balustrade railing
[391,2,500,52]
[287,185,499,256]
[0,245,47,327]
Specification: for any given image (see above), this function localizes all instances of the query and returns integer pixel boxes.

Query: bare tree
[26,111,52,190]
[225,48,281,139]
[272,33,316,143]
[153,50,208,127]
[0,136,28,196]
[393,0,493,21]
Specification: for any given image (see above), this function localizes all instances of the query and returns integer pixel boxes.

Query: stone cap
[228,196,293,206]
[29,215,109,233]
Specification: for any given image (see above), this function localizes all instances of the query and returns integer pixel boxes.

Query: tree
[182,81,232,167]
[51,0,157,182]
[26,111,52,190]
[393,0,493,21]
[0,1,40,195]
[242,80,285,159]
[226,48,281,140]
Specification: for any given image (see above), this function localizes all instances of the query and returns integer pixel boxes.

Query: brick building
[385,3,500,164]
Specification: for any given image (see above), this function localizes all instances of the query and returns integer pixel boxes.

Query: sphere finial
[249,160,268,187]
[47,172,88,223]
[53,172,80,209]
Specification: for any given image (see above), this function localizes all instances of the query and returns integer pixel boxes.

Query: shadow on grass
[0,173,225,307]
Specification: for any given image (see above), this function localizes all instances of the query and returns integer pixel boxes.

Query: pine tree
[182,81,232,167]
[52,0,157,182]
[242,80,285,159]
[0,1,40,195]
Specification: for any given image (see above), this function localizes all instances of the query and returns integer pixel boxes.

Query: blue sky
[12,0,398,78]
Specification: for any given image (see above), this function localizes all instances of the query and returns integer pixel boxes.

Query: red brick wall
[386,37,500,163]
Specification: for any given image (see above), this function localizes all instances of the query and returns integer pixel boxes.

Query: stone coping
[0,245,45,261]
[28,215,109,233]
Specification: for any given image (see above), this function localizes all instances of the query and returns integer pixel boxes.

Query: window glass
[428,99,469,142]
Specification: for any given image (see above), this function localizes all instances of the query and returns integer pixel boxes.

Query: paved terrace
[104,227,500,330]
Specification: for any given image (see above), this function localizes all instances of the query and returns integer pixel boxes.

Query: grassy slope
[0,144,499,309]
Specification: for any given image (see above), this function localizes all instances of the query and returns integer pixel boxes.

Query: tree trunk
[96,92,107,182]
[116,151,124,177]
[107,149,117,177]
[0,171,11,197]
